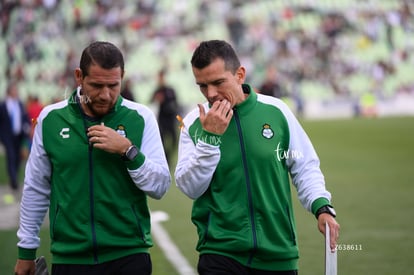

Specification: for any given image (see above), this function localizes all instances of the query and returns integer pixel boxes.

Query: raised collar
[233,84,257,116]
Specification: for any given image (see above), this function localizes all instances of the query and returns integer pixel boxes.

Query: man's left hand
[318,214,340,252]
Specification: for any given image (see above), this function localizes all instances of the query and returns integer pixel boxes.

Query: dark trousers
[159,121,177,165]
[4,133,23,190]
[198,254,298,275]
[52,253,152,275]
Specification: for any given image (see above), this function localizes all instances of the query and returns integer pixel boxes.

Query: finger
[329,223,339,252]
[87,129,100,138]
[217,100,229,115]
[88,124,106,132]
[225,108,234,121]
[88,125,100,131]
[90,136,100,144]
[212,99,227,109]
[330,227,336,252]
[198,104,205,120]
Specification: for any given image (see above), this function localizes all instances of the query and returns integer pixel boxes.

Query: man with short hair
[15,41,171,275]
[175,39,340,274]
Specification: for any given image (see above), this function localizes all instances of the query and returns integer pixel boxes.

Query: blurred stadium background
[1,0,414,117]
[1,0,414,274]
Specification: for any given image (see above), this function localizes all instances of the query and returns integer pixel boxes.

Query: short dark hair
[79,41,124,77]
[191,40,241,74]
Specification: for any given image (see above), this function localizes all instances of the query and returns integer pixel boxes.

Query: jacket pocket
[51,204,60,240]
[131,205,147,244]
[286,205,297,245]
[201,211,212,245]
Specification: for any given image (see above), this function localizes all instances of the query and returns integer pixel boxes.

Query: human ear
[236,66,246,84]
[74,68,83,86]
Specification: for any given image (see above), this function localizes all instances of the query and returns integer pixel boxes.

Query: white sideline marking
[151,211,197,275]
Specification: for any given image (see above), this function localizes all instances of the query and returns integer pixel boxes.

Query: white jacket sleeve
[280,103,332,212]
[17,112,51,250]
[174,116,221,200]
[126,104,171,199]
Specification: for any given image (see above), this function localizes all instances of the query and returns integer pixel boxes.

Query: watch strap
[315,205,336,219]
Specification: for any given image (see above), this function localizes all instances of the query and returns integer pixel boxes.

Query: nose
[206,85,218,101]
[99,86,111,100]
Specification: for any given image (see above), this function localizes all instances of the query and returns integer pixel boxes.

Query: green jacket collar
[234,84,257,116]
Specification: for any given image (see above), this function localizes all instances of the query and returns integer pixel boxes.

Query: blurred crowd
[1,0,413,200]
[1,0,414,116]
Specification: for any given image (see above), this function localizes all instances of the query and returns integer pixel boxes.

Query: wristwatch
[122,145,138,161]
[315,205,336,219]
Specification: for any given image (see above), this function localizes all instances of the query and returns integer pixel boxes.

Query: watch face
[329,207,336,216]
[126,145,138,160]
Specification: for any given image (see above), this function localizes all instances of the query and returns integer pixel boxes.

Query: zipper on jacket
[234,109,257,265]
[88,142,99,263]
[77,97,100,264]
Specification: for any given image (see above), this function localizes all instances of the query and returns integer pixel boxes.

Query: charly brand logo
[60,128,70,138]
[262,124,274,139]
[275,142,304,161]
[116,125,126,137]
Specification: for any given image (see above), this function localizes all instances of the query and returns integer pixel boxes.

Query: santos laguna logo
[275,142,304,161]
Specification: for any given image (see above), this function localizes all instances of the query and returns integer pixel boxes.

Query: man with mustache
[15,41,171,275]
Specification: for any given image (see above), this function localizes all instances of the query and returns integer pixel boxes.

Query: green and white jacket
[17,91,171,264]
[175,84,331,271]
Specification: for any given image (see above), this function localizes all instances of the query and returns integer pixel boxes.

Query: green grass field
[1,116,413,274]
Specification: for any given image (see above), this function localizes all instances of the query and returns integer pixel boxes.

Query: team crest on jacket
[262,124,274,139]
[116,125,126,137]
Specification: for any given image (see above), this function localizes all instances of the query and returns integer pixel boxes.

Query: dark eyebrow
[197,78,225,87]
[88,81,120,87]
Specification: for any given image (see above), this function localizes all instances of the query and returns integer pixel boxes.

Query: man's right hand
[198,100,233,135]
[14,259,35,275]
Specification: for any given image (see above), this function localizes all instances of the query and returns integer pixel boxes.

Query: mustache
[89,98,111,105]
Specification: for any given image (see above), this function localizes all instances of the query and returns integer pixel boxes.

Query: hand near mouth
[198,99,233,135]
